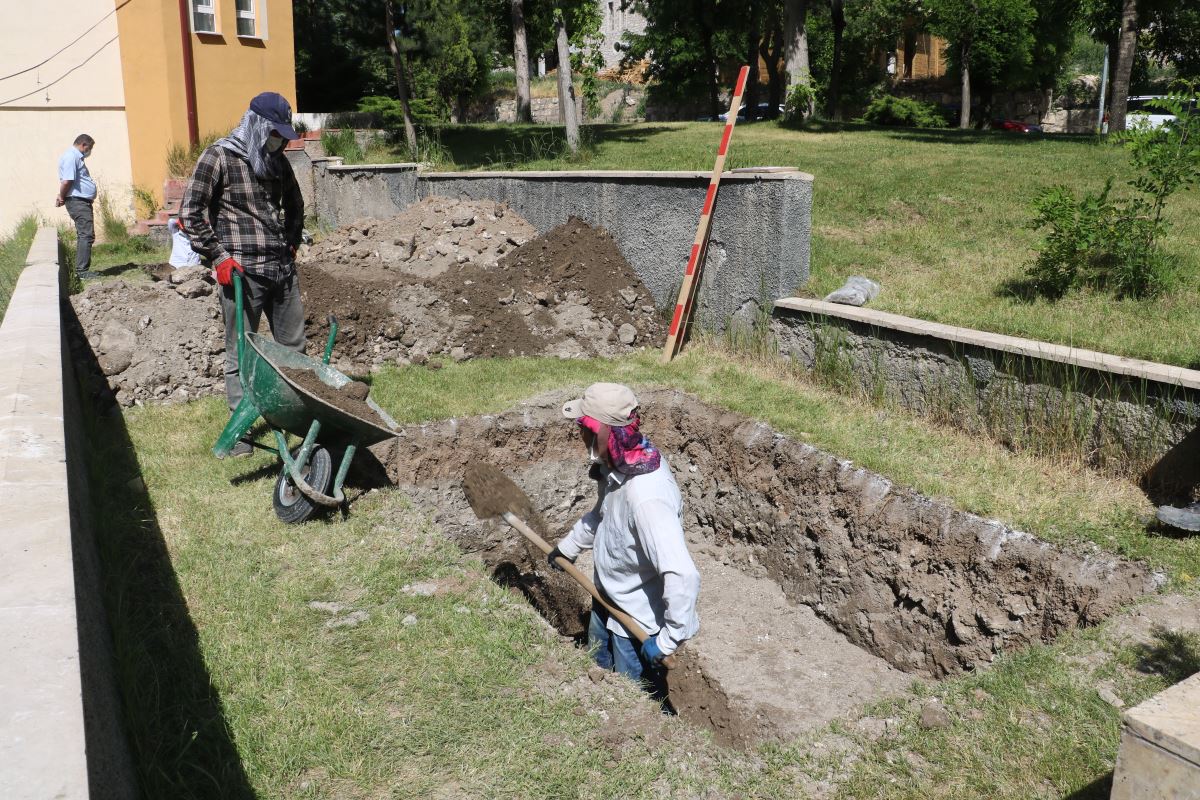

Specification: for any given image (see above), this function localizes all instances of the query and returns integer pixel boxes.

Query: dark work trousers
[64,197,94,274]
[219,269,306,410]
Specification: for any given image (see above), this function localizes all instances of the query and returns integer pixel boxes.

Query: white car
[1125,95,1196,129]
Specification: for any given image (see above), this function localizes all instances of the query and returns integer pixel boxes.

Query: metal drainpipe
[178,0,199,146]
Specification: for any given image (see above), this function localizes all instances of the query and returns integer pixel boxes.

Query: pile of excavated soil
[69,268,226,407]
[69,198,662,407]
[299,198,664,366]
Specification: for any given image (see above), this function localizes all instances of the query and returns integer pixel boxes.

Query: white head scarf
[216,110,284,180]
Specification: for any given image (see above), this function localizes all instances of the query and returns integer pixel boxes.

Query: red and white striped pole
[661,65,750,364]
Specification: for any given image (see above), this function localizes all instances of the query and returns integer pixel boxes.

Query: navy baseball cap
[249,91,299,140]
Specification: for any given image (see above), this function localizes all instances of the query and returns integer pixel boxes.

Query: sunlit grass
[364,121,1200,364]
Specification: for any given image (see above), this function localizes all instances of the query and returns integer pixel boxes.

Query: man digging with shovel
[549,383,700,701]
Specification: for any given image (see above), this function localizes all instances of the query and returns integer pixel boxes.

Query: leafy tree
[293,0,391,111]
[623,0,742,117]
[927,0,1036,128]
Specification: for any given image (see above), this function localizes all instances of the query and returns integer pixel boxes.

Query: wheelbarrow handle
[323,314,338,365]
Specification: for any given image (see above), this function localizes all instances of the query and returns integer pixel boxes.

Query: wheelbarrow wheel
[274,445,333,524]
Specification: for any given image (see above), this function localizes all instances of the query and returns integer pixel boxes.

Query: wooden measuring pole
[661,65,750,363]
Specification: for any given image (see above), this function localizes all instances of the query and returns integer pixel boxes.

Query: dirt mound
[300,198,663,366]
[69,269,226,407]
[69,198,662,408]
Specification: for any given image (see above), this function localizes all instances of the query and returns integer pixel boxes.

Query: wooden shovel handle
[501,512,678,670]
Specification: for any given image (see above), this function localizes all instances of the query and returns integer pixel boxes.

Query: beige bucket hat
[562,382,639,427]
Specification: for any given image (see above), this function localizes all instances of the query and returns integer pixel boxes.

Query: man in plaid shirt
[182,92,305,455]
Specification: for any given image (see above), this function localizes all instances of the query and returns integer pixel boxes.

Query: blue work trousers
[587,603,669,703]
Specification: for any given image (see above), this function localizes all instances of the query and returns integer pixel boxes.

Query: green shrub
[321,128,364,162]
[862,95,949,128]
[131,185,161,220]
[96,192,129,243]
[357,95,443,128]
[1025,82,1199,300]
[166,131,223,179]
[783,82,816,124]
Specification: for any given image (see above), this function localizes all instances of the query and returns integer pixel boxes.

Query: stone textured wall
[771,304,1200,491]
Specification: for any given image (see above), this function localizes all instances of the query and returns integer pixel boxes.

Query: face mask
[265,134,284,153]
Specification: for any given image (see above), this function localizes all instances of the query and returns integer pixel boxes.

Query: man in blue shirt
[56,134,99,279]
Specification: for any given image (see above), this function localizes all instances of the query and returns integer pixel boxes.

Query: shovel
[462,462,678,669]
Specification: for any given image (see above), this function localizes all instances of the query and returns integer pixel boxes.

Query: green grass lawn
[369,121,1200,366]
[0,216,38,319]
[88,344,1199,798]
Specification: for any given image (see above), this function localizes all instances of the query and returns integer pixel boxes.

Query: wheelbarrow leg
[331,441,357,503]
[213,396,261,458]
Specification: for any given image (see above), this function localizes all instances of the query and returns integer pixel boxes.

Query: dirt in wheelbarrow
[281,367,385,426]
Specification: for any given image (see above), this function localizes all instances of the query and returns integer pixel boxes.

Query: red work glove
[215,257,244,286]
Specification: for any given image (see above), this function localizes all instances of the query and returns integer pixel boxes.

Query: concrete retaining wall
[1111,672,1200,800]
[772,298,1200,486]
[0,229,135,798]
[309,162,812,327]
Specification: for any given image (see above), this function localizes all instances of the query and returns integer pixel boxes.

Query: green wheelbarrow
[213,272,398,523]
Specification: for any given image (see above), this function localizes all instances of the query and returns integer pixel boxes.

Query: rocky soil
[369,388,1160,746]
[68,267,225,407]
[69,198,663,407]
[299,198,664,368]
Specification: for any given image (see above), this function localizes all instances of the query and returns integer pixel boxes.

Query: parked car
[1124,95,1198,130]
[718,102,785,122]
[990,118,1043,134]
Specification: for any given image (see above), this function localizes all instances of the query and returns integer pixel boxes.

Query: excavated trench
[370,389,1160,748]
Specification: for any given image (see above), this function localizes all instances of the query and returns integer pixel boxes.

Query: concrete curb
[1,229,135,798]
[0,228,88,797]
[774,297,1200,391]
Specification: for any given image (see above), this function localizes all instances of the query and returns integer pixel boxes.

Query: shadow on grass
[994,275,1048,303]
[66,303,256,799]
[1062,772,1113,800]
[1133,626,1200,684]
[789,118,1103,147]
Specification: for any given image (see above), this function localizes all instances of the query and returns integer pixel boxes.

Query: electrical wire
[0,36,118,106]
[0,0,135,83]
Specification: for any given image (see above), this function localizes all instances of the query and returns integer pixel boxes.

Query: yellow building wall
[894,33,948,81]
[116,0,296,204]
[0,0,133,236]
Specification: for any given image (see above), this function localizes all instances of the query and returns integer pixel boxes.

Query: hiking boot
[230,440,254,457]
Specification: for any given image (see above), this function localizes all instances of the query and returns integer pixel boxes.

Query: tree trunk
[385,2,418,154]
[761,24,785,118]
[826,0,845,120]
[959,40,971,129]
[744,1,761,120]
[784,0,810,86]
[511,0,533,123]
[554,15,580,153]
[699,12,720,118]
[1108,0,1138,132]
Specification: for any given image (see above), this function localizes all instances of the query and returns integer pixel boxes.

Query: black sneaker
[230,440,254,457]
[76,270,102,280]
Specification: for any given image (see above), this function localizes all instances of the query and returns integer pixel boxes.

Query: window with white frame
[235,0,267,38]
[191,0,217,34]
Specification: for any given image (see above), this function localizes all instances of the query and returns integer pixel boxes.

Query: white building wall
[0,1,132,237]
[597,1,647,70]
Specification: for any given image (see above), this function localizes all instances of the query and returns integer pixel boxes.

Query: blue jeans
[588,604,669,702]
